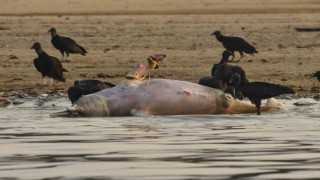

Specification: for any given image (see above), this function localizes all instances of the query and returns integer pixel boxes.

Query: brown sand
[0,0,319,97]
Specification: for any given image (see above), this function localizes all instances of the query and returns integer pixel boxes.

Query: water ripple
[0,99,319,179]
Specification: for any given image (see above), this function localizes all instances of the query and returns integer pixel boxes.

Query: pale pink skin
[66,79,227,117]
[126,54,166,80]
[55,79,283,117]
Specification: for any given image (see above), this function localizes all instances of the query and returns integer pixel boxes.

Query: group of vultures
[31,28,319,115]
[31,27,115,104]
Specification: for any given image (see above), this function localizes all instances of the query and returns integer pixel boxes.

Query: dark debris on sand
[0,88,67,107]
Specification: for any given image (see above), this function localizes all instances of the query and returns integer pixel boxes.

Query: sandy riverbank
[0,0,319,99]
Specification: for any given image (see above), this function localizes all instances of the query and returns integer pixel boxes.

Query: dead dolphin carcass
[51,79,284,117]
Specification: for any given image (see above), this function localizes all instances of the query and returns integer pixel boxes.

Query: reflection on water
[0,98,319,179]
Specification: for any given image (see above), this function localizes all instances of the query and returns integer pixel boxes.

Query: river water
[0,97,319,179]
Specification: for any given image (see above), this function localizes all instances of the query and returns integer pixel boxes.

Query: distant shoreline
[0,8,319,16]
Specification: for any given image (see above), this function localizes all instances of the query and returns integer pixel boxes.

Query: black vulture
[211,50,234,74]
[198,74,244,100]
[48,27,87,61]
[211,31,258,62]
[212,63,249,94]
[73,79,115,87]
[230,74,295,115]
[225,73,244,100]
[312,71,320,81]
[31,42,67,86]
[198,76,225,90]
[68,80,116,103]
[212,63,249,85]
[213,64,233,86]
[224,86,244,100]
[228,65,249,84]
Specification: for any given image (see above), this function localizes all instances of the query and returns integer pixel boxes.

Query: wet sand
[0,0,319,98]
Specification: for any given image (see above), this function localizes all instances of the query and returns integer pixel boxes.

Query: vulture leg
[49,78,54,86]
[252,98,262,115]
[228,51,235,62]
[42,78,47,86]
[59,50,65,61]
[65,52,70,61]
[235,52,244,62]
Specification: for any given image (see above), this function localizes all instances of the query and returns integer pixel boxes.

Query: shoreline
[1,0,319,16]
[0,84,318,109]
[1,8,320,16]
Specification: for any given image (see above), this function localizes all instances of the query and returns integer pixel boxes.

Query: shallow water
[0,97,319,180]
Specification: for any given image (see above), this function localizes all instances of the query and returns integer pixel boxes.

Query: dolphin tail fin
[225,95,285,114]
